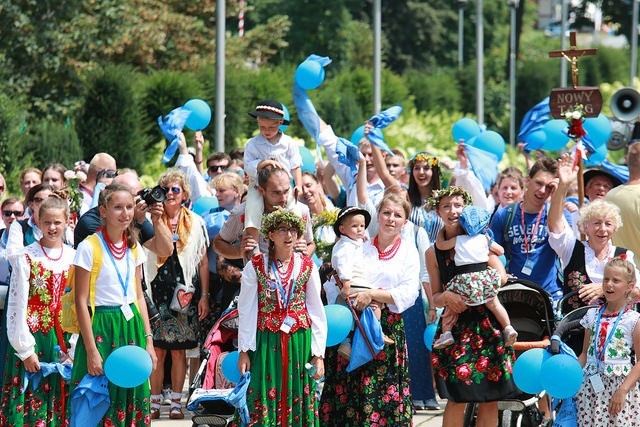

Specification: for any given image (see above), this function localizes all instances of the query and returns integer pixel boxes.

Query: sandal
[169,392,184,420]
[150,394,162,420]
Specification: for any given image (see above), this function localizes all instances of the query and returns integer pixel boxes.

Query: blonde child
[432,204,517,349]
[575,256,640,425]
[0,198,75,426]
[243,99,302,257]
[70,184,157,426]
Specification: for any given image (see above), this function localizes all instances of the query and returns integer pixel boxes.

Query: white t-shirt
[454,234,490,266]
[331,236,370,290]
[74,235,147,306]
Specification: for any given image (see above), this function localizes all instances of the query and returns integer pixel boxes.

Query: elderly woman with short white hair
[549,154,640,311]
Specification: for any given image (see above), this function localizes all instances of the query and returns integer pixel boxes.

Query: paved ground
[152,398,446,426]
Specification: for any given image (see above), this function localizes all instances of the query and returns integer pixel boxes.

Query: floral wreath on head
[407,151,439,173]
[260,207,306,237]
[426,186,472,210]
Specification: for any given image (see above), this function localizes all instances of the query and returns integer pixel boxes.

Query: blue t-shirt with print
[490,202,572,298]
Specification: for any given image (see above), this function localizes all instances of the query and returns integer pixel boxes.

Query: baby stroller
[188,301,240,427]
[463,278,556,427]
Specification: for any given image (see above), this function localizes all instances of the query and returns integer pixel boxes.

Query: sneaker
[503,325,518,347]
[412,400,425,411]
[424,398,441,410]
[433,331,454,349]
[337,342,351,361]
[162,387,172,405]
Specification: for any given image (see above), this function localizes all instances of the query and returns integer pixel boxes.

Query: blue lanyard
[98,232,130,298]
[271,261,295,309]
[593,304,625,370]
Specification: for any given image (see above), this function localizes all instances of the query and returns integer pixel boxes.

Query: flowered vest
[25,254,70,334]
[252,253,312,333]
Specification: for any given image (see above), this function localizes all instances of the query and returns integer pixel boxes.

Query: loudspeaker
[607,118,631,150]
[611,88,640,122]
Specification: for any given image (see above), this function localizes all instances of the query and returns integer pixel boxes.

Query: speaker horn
[611,87,640,122]
[607,118,631,150]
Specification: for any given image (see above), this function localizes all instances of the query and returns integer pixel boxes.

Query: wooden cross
[549,32,597,88]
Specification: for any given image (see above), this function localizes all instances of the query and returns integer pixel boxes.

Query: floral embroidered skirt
[447,268,501,306]
[575,371,640,426]
[320,309,413,427]
[0,329,69,427]
[231,327,318,427]
[70,305,151,426]
[432,305,517,403]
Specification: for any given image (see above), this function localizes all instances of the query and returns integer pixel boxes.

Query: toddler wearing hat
[331,206,391,360]
[433,205,517,349]
[243,99,303,257]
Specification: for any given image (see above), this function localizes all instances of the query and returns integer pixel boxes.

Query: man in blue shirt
[491,158,571,300]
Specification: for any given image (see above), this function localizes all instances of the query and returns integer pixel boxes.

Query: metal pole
[509,3,517,146]
[373,0,382,114]
[631,0,639,85]
[560,0,568,87]
[214,0,225,153]
[458,6,464,69]
[476,0,484,125]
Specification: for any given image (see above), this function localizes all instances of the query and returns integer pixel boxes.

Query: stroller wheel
[191,414,231,427]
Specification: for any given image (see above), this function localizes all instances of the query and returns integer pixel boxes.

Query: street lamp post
[507,0,520,146]
[560,0,569,87]
[373,0,382,114]
[631,0,639,85]
[214,0,225,152]
[457,0,467,69]
[476,0,484,125]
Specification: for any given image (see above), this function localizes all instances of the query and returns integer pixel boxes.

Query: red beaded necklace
[39,241,64,262]
[373,235,401,260]
[101,229,128,260]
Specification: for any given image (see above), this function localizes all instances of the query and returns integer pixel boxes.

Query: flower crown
[260,207,305,237]
[426,186,472,210]
[408,152,439,170]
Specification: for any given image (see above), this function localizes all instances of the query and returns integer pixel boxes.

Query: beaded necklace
[373,235,401,260]
[101,229,128,260]
[39,241,64,262]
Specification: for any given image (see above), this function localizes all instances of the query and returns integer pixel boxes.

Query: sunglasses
[97,169,118,180]
[2,210,23,217]
[164,186,182,194]
[208,165,227,172]
[226,168,245,176]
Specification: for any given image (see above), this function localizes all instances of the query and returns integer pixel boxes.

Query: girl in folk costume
[575,256,640,426]
[235,208,327,427]
[146,169,209,420]
[70,184,157,426]
[0,197,75,426]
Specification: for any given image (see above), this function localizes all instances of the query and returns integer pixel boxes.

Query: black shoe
[424,398,441,410]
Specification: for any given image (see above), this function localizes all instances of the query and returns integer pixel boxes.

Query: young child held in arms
[0,197,75,426]
[331,206,391,360]
[243,99,302,257]
[575,256,640,426]
[433,204,517,349]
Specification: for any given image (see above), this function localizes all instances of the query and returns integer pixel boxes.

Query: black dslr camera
[137,185,168,205]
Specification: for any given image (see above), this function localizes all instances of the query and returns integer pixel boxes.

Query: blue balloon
[299,146,316,174]
[584,143,608,167]
[512,348,552,394]
[584,114,611,149]
[295,60,325,90]
[452,118,482,142]
[221,350,241,383]
[104,345,152,388]
[279,104,290,133]
[325,304,354,347]
[191,196,219,217]
[350,125,365,145]
[184,99,212,131]
[542,119,569,151]
[541,354,583,399]
[524,130,547,150]
[423,323,437,351]
[471,130,506,161]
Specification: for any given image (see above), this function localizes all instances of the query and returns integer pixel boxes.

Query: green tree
[0,92,32,194]
[24,121,83,170]
[75,65,148,171]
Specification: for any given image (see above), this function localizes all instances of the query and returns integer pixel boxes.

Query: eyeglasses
[32,197,45,204]
[208,165,227,172]
[275,227,298,235]
[164,186,182,194]
[97,169,118,180]
[2,210,23,217]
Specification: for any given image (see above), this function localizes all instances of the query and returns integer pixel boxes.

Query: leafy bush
[404,68,462,113]
[75,65,148,171]
[24,120,83,169]
[0,92,31,194]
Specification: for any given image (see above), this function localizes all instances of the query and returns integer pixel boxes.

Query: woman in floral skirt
[425,187,517,426]
[320,191,420,426]
[236,208,327,426]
